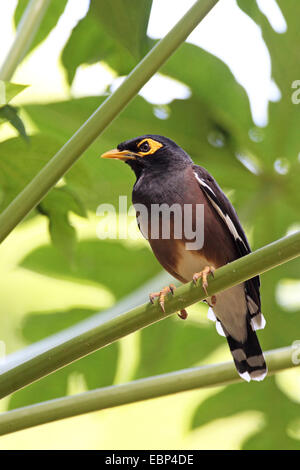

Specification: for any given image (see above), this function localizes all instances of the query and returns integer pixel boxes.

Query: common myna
[101,135,267,382]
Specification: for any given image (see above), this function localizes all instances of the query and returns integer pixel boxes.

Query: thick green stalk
[0,231,299,400]
[0,346,297,436]
[0,0,219,243]
[0,0,51,81]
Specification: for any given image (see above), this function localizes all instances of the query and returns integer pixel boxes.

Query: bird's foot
[149,284,188,320]
[193,266,215,296]
[149,284,175,312]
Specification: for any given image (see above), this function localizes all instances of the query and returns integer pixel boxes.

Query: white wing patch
[225,214,240,240]
[208,196,246,247]
[194,171,248,250]
[194,172,216,197]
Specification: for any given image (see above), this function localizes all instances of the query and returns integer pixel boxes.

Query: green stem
[0,346,297,437]
[0,231,299,400]
[0,0,51,81]
[0,0,219,243]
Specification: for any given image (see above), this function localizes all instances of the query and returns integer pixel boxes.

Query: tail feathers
[207,307,267,382]
[246,295,266,331]
[224,316,267,382]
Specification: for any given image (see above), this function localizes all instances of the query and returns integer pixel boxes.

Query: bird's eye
[139,141,150,153]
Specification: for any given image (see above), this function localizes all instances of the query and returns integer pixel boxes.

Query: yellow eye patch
[137,138,163,156]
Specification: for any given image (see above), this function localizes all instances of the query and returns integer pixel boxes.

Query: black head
[101,134,193,178]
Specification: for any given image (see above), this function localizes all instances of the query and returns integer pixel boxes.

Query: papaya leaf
[0,105,28,141]
[0,80,28,107]
[14,0,68,56]
[62,0,153,84]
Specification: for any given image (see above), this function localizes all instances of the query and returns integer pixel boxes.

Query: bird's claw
[193,266,215,296]
[149,284,176,312]
[149,284,188,320]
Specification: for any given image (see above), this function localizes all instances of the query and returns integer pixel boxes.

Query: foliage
[0,80,28,139]
[14,0,68,55]
[62,0,153,83]
[0,0,299,449]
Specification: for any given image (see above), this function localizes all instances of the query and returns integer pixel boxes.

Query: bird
[101,134,267,382]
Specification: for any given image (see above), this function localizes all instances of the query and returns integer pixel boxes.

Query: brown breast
[143,166,238,282]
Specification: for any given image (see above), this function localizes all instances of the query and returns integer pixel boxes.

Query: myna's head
[101,135,192,177]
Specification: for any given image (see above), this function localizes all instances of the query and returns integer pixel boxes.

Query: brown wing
[193,164,262,316]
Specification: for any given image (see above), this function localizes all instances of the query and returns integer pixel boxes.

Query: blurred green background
[0,0,300,449]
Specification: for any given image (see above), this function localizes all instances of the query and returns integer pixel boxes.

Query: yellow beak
[100,148,137,161]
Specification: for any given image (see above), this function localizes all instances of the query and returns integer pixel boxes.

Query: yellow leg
[149,284,188,320]
[192,266,215,296]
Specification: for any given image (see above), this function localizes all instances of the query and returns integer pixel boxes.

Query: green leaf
[38,187,86,262]
[0,80,28,107]
[62,10,135,85]
[237,0,300,167]
[0,105,28,141]
[14,0,68,56]
[89,0,153,58]
[62,0,153,84]
[41,186,86,219]
[161,43,254,153]
[0,81,28,139]
[0,133,58,212]
[191,378,300,450]
[45,210,77,263]
[20,239,161,300]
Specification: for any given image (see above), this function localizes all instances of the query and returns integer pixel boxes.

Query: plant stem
[3,272,173,368]
[0,0,51,81]
[0,346,297,436]
[0,0,219,243]
[0,230,299,400]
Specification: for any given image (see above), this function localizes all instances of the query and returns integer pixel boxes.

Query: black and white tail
[224,314,267,382]
[208,308,267,382]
